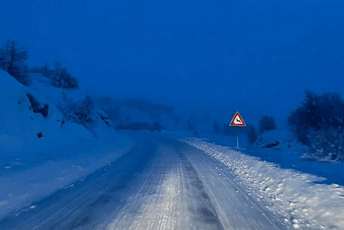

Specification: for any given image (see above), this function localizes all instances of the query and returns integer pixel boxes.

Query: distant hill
[96,97,174,120]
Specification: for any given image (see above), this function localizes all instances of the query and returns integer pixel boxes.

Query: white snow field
[0,134,135,219]
[0,70,136,219]
[183,137,344,230]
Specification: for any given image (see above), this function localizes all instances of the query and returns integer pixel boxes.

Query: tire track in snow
[108,142,224,230]
[0,139,158,230]
[0,133,308,230]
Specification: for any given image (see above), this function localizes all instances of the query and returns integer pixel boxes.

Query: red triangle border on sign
[229,111,246,127]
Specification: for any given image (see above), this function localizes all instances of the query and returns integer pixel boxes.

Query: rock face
[95,109,112,127]
[26,93,49,118]
[260,140,280,148]
[256,130,291,149]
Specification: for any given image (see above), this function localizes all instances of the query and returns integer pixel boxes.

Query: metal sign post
[229,111,246,149]
[237,132,239,148]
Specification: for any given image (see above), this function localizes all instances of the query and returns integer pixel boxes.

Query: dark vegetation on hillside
[186,117,197,131]
[57,93,94,127]
[247,124,258,144]
[288,91,344,161]
[30,62,79,89]
[0,39,30,86]
[1,39,88,127]
[213,121,220,134]
[0,39,78,89]
[259,116,277,134]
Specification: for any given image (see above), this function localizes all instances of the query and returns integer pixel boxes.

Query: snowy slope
[0,70,93,155]
[28,72,115,138]
[0,70,136,218]
[29,73,87,105]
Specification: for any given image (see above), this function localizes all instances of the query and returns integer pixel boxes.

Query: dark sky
[1,0,344,126]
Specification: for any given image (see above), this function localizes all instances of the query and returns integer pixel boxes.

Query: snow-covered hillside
[28,72,115,138]
[0,70,136,218]
[0,70,93,155]
[95,96,231,136]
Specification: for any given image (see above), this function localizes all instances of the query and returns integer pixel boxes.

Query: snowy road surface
[0,134,316,230]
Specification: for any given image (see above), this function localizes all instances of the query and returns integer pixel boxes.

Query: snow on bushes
[0,39,31,86]
[258,115,277,134]
[288,91,344,161]
[30,62,79,89]
[57,93,94,127]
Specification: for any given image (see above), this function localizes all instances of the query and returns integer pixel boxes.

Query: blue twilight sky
[1,0,344,126]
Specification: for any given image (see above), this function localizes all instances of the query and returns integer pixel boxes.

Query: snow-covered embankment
[183,138,344,230]
[0,70,135,218]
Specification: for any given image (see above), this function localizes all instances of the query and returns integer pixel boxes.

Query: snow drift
[183,138,344,230]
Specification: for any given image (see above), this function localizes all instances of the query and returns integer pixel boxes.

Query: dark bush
[288,91,344,161]
[247,125,258,144]
[259,116,277,134]
[213,121,220,134]
[0,39,31,86]
[151,122,163,132]
[37,132,43,138]
[8,62,30,86]
[52,63,79,89]
[186,117,196,130]
[30,62,79,89]
[58,94,94,127]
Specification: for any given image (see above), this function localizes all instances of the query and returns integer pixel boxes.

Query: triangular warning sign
[229,111,246,126]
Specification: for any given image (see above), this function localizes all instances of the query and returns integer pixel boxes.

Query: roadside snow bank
[183,138,344,230]
[0,133,135,219]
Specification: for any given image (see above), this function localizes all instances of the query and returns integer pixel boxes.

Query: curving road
[0,133,295,230]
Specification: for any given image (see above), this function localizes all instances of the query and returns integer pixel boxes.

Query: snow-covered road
[0,134,318,230]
